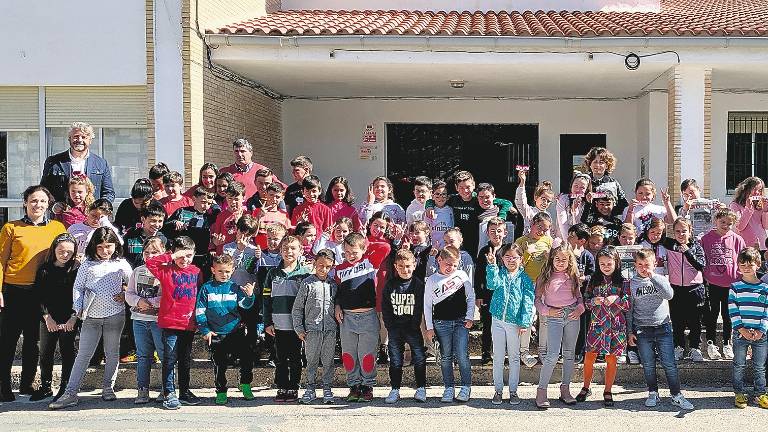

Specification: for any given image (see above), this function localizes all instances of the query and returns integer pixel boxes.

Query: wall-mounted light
[625,53,641,70]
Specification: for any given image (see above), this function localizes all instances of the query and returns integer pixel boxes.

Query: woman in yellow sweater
[0,185,66,402]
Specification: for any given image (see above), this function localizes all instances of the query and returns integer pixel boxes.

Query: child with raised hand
[291,175,333,236]
[426,228,475,280]
[68,198,122,257]
[623,178,677,236]
[576,246,629,406]
[124,236,166,404]
[730,247,768,409]
[145,236,202,410]
[406,176,432,225]
[486,243,534,405]
[475,217,509,365]
[729,176,768,251]
[638,217,669,275]
[424,179,454,249]
[324,176,363,233]
[163,187,219,276]
[702,208,745,360]
[264,236,312,403]
[382,249,427,404]
[359,176,406,227]
[627,248,694,410]
[424,246,475,403]
[515,169,555,236]
[52,175,95,228]
[291,249,338,404]
[555,172,591,241]
[534,244,585,409]
[313,217,353,265]
[664,217,707,362]
[30,233,79,402]
[581,147,629,217]
[252,182,292,249]
[49,228,133,410]
[196,253,256,405]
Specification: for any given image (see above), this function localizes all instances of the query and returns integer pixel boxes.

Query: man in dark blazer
[40,122,115,203]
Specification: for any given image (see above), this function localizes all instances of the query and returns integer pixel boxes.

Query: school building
[1,0,767,220]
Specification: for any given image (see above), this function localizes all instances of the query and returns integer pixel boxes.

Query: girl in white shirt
[622,178,677,237]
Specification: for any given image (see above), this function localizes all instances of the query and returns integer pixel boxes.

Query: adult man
[219,138,284,199]
[40,122,115,202]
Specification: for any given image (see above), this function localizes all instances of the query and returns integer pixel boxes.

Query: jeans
[38,322,77,389]
[0,285,41,389]
[387,326,426,389]
[433,319,471,388]
[538,315,579,389]
[162,329,194,395]
[491,318,522,393]
[733,332,768,394]
[210,327,253,392]
[635,322,681,395]
[133,319,164,390]
[66,311,125,395]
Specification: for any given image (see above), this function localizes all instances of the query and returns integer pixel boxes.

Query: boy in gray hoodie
[628,248,694,410]
[291,249,338,404]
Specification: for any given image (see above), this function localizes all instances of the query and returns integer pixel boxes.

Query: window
[726,112,768,192]
[0,131,41,224]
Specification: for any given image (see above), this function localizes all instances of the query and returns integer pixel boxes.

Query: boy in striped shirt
[195,254,255,405]
[729,247,768,409]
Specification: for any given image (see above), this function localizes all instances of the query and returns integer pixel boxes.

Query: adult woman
[0,185,67,401]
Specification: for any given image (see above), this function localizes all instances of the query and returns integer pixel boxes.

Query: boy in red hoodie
[145,235,202,410]
[701,208,746,360]
[291,175,333,236]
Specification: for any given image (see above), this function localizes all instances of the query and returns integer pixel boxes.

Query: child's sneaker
[274,389,287,403]
[671,393,694,410]
[284,390,298,403]
[346,385,360,402]
[674,346,685,361]
[48,393,79,410]
[179,390,200,406]
[627,351,640,364]
[723,344,735,360]
[509,392,521,405]
[707,340,722,360]
[385,388,400,404]
[323,388,335,404]
[735,393,748,409]
[455,386,471,402]
[215,391,228,405]
[155,392,165,403]
[441,387,455,403]
[359,386,373,402]
[163,392,181,410]
[135,388,150,404]
[414,387,427,402]
[521,353,538,368]
[754,393,768,408]
[300,388,317,404]
[239,383,254,400]
[491,390,503,405]
[644,391,660,407]
[689,348,705,362]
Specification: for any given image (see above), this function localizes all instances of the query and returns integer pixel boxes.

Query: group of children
[12,146,768,411]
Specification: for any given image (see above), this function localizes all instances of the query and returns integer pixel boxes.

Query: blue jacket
[41,150,115,202]
[195,280,254,336]
[486,264,535,327]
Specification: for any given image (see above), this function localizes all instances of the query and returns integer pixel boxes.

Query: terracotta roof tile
[212,0,768,37]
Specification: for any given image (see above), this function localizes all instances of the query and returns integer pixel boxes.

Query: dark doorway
[559,134,606,193]
[386,124,539,206]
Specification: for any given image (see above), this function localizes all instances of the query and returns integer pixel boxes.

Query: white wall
[0,1,146,85]
[281,0,660,12]
[283,99,640,202]
[636,92,669,187]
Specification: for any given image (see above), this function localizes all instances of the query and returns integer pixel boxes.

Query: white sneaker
[522,353,538,368]
[617,355,627,364]
[674,346,685,361]
[441,387,455,403]
[413,387,427,402]
[689,348,705,362]
[456,386,471,402]
[671,393,694,410]
[707,340,722,360]
[628,351,640,364]
[723,344,735,360]
[645,391,660,407]
[384,388,400,404]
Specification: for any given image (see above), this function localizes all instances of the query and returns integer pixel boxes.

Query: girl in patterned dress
[576,246,630,406]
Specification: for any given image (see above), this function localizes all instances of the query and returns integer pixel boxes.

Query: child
[196,253,256,405]
[555,172,591,241]
[222,214,260,287]
[164,187,220,275]
[587,225,607,257]
[245,168,285,211]
[214,171,233,212]
[183,162,218,198]
[381,249,427,404]
[568,223,596,363]
[359,176,406,227]
[729,176,768,251]
[145,236,202,410]
[475,217,509,365]
[581,147,629,217]
[664,217,707,362]
[49,228,133,410]
[115,178,156,234]
[581,190,623,245]
[68,199,122,256]
[159,171,193,217]
[252,182,291,249]
[627,248,694,410]
[534,244,585,409]
[427,228,475,280]
[291,175,333,236]
[254,224,288,366]
[400,220,434,280]
[678,178,725,238]
[334,232,391,402]
[577,246,629,406]
[149,162,170,201]
[124,236,166,404]
[291,249,338,404]
[485,243,535,405]
[285,155,313,216]
[406,176,432,225]
[702,208,746,360]
[264,236,312,403]
[52,175,95,228]
[619,223,638,247]
[514,212,554,367]
[211,181,248,254]
[424,180,454,249]
[623,178,677,236]
[638,217,669,275]
[424,246,475,403]
[295,221,318,262]
[515,169,555,236]
[313,217,353,265]
[476,182,516,250]
[123,202,167,268]
[324,176,363,232]
[729,247,768,409]
[30,233,79,402]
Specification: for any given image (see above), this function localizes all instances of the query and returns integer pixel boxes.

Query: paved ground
[1,385,766,432]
